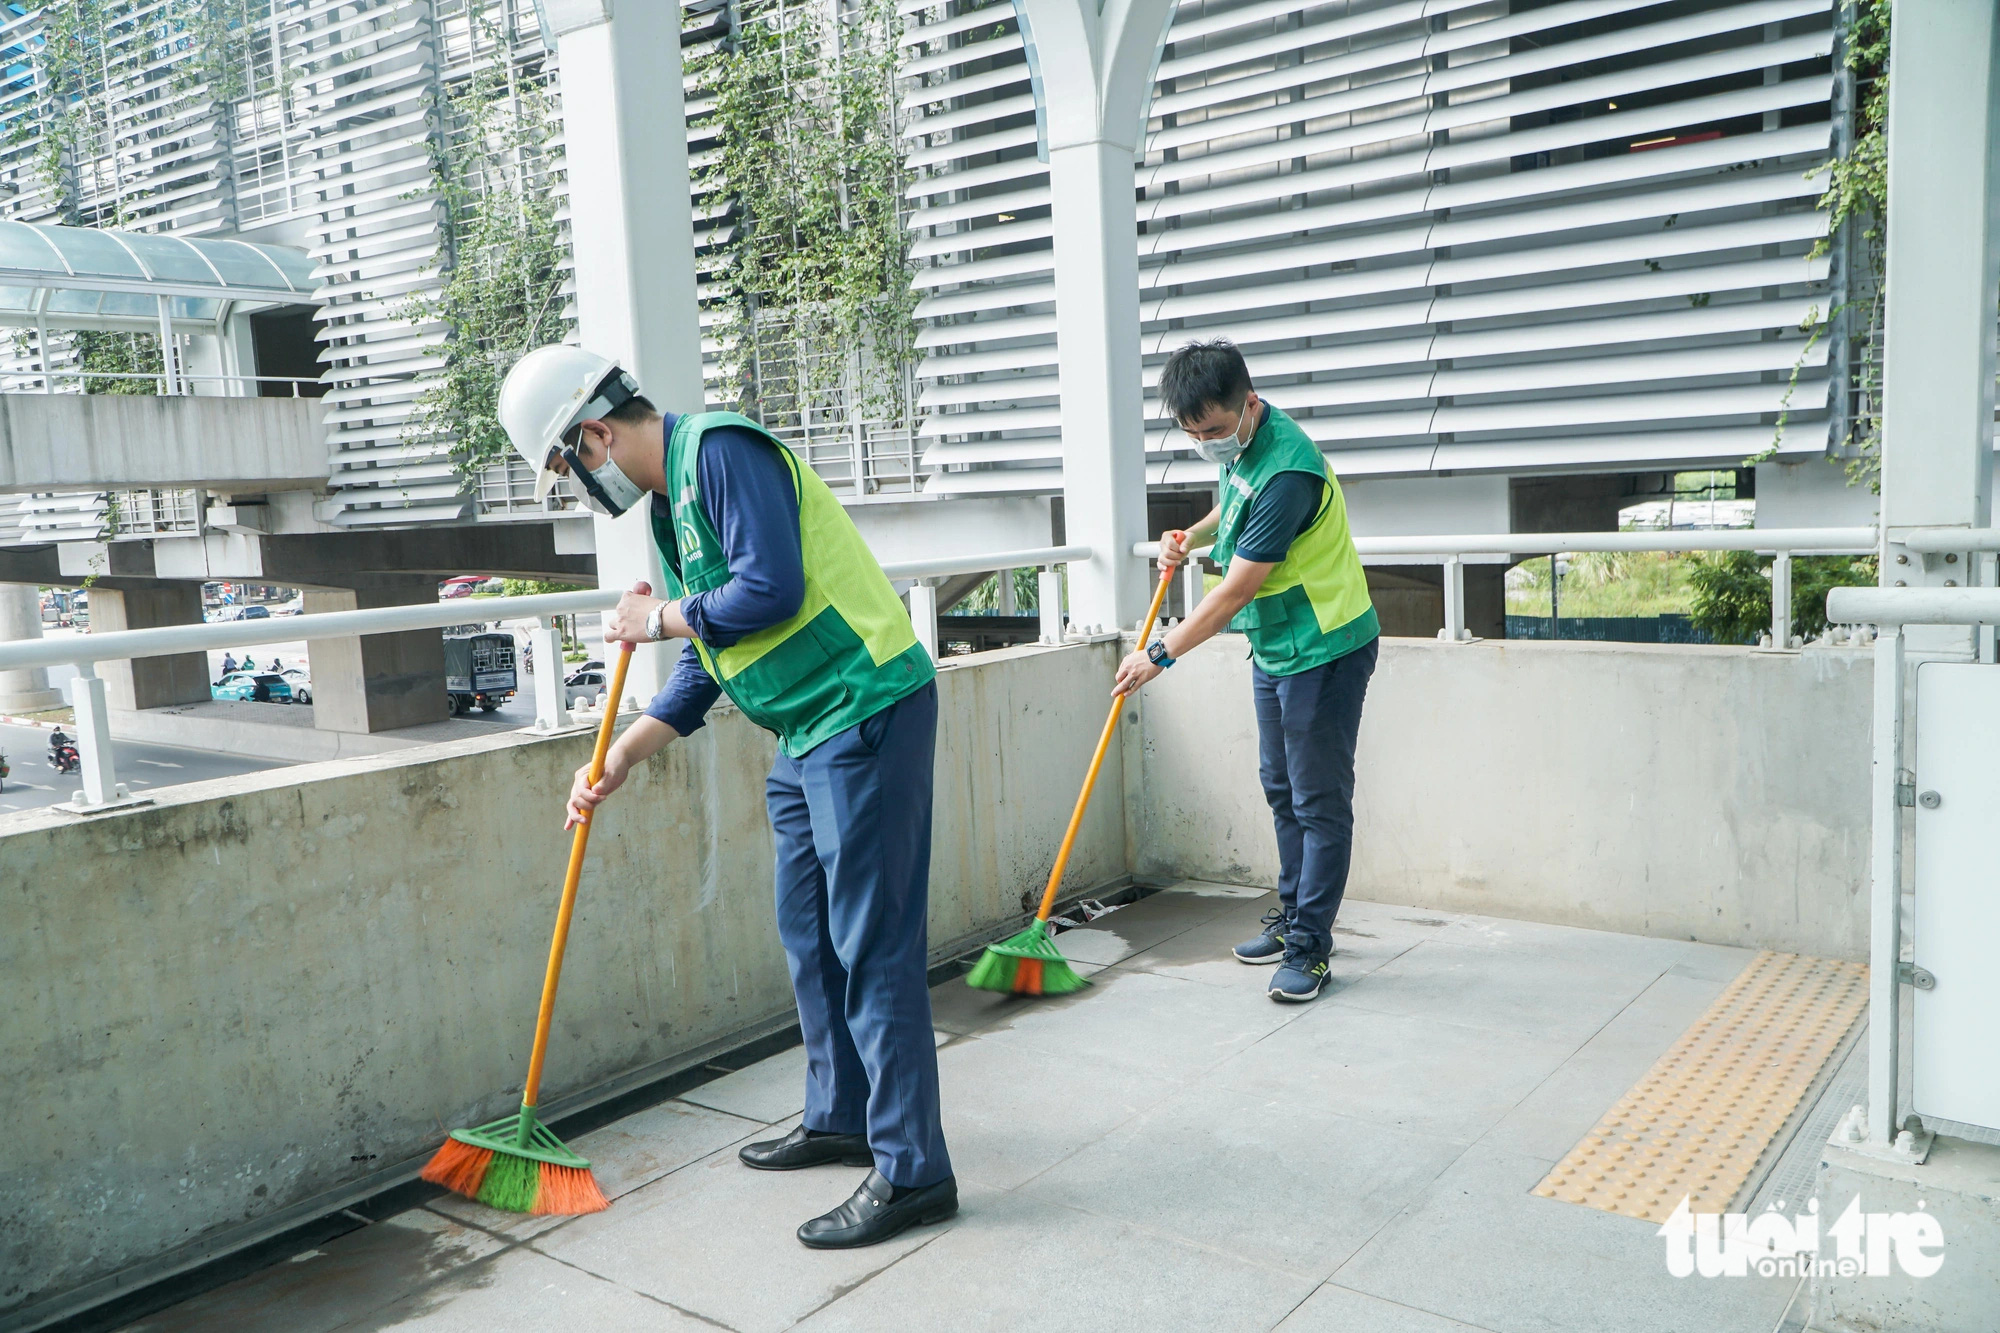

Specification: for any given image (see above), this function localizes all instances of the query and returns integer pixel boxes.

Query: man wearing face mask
[496,345,956,1249]
[1112,339,1378,1003]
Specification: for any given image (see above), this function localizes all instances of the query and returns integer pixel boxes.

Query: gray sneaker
[1269,940,1332,1002]
[1232,907,1291,964]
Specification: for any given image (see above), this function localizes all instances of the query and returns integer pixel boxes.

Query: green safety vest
[1210,404,1379,676]
[650,412,935,756]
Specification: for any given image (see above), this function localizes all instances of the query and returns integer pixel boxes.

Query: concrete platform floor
[126,884,1809,1333]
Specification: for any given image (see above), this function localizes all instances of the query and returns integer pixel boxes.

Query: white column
[0,584,61,713]
[1048,140,1150,633]
[554,1,706,706]
[1440,556,1467,643]
[67,665,124,807]
[908,582,939,662]
[530,617,571,732]
[1879,0,2000,656]
[1867,627,1906,1148]
[1038,566,1064,644]
[1769,551,1792,648]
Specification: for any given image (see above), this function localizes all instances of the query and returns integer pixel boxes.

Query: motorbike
[48,730,80,776]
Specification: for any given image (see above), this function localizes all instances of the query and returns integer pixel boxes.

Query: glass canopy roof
[0,221,317,333]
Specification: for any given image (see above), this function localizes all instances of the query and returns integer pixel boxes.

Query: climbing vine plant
[691,0,917,430]
[400,17,569,479]
[1759,0,1889,489]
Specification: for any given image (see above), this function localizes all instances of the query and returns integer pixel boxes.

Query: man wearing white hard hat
[498,345,956,1249]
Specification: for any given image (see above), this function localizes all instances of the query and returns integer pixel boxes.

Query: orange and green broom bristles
[422,637,641,1215]
[968,539,1181,997]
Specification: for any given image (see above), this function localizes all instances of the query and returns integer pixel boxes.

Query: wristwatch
[1146,638,1176,669]
[645,602,668,642]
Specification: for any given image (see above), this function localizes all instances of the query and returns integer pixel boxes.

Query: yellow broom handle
[1033,541,1181,923]
[521,641,634,1109]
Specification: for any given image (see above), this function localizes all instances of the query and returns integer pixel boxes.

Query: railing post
[1038,566,1064,644]
[996,567,1017,616]
[1440,556,1467,642]
[1183,555,1204,617]
[1770,551,1793,647]
[1867,624,1905,1149]
[530,617,571,731]
[68,664,125,808]
[909,581,939,661]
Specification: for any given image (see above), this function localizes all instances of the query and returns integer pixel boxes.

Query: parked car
[562,667,607,708]
[440,576,484,600]
[238,604,271,620]
[213,671,293,703]
[280,668,313,704]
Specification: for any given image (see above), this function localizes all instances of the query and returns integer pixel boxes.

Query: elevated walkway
[124,888,1801,1333]
[0,393,325,495]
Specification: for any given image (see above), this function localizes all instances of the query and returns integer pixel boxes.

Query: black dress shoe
[738,1125,873,1171]
[797,1170,958,1249]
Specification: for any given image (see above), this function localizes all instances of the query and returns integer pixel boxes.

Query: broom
[419,638,637,1215]
[967,536,1183,996]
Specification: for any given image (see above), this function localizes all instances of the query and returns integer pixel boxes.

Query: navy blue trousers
[1252,638,1377,951]
[766,681,951,1188]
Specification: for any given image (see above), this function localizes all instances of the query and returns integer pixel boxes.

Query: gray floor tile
[935,1033,1181,1190]
[1330,939,1664,1045]
[1333,1142,1797,1333]
[975,966,1307,1078]
[127,1210,509,1333]
[1276,1282,1496,1332]
[571,1098,768,1202]
[1433,913,1756,981]
[1216,1004,1579,1143]
[1023,1081,1468,1279]
[679,1043,809,1122]
[1050,886,1246,966]
[1476,969,1732,1162]
[1118,894,1431,989]
[349,1244,713,1330]
[794,1188,1315,1333]
[532,1139,972,1333]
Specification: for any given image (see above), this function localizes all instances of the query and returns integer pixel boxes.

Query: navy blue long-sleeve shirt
[643,414,804,735]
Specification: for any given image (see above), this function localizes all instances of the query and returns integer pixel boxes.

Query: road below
[0,721,285,814]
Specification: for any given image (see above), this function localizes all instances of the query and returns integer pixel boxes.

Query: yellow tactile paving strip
[1534,950,1869,1224]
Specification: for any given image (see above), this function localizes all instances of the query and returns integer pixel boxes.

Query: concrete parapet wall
[1133,636,1871,960]
[0,641,1125,1326]
[0,393,325,494]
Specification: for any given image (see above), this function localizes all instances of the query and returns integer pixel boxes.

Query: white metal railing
[0,589,614,812]
[0,370,322,396]
[886,545,1090,660]
[1136,526,1883,648]
[1819,584,2000,1163]
[0,547,1101,812]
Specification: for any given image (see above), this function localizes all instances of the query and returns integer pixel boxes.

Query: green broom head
[419,1103,608,1215]
[965,919,1091,997]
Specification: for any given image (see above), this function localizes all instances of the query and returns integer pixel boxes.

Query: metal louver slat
[912,0,1839,493]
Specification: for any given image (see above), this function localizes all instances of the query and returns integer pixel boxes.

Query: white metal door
[1912,662,2000,1131]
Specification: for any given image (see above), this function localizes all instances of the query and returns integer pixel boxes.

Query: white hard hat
[498,344,644,501]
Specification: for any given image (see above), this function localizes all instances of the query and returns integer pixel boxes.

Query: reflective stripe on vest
[1210,403,1378,676]
[652,412,935,756]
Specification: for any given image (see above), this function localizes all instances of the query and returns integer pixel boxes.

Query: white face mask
[1192,402,1256,467]
[562,444,647,518]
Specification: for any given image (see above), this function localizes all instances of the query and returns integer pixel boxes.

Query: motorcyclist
[48,727,78,772]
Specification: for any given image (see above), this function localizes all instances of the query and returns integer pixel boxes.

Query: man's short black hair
[605,393,658,424]
[1159,339,1253,425]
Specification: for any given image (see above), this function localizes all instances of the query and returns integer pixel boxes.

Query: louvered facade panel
[915,0,1841,497]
